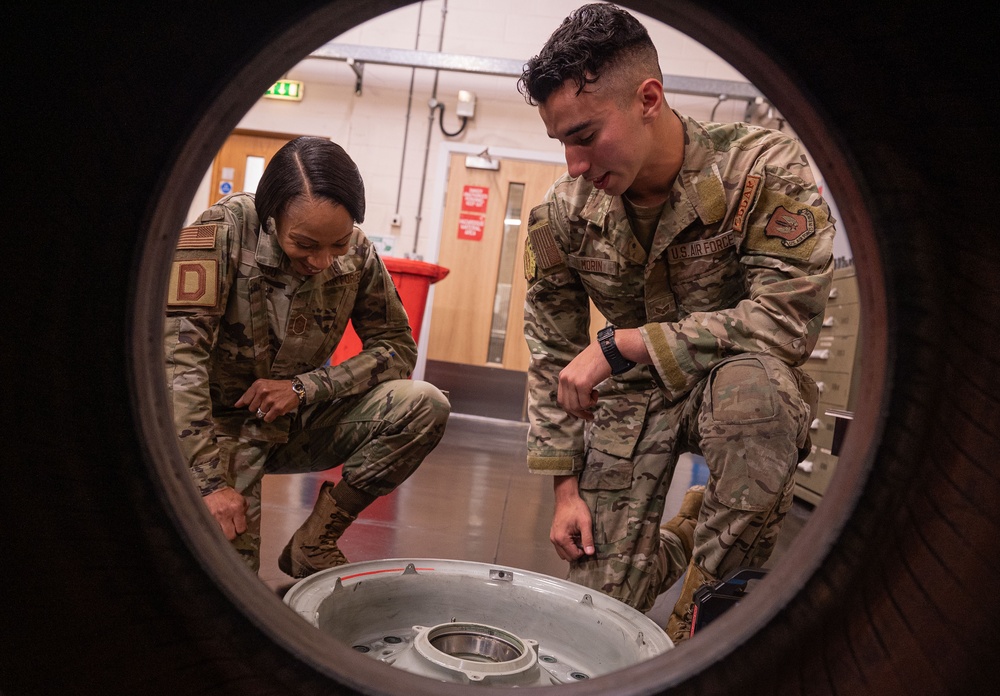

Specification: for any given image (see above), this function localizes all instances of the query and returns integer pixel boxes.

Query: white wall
[187,0,851,263]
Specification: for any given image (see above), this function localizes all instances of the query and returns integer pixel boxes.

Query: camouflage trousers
[218,379,450,572]
[570,354,816,613]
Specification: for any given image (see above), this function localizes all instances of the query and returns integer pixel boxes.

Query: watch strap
[291,377,307,408]
[597,326,637,375]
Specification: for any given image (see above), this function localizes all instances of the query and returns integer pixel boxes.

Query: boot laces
[317,519,345,547]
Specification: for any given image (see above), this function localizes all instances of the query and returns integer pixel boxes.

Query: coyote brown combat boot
[279,481,370,579]
[666,562,713,644]
[660,485,705,559]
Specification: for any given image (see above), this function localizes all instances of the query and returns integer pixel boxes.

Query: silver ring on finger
[256,408,266,419]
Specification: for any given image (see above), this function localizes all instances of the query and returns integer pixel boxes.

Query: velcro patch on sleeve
[176,223,218,250]
[523,242,538,281]
[168,259,219,307]
[765,205,815,246]
[744,188,827,261]
[527,221,562,271]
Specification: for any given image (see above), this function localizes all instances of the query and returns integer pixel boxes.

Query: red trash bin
[329,257,450,365]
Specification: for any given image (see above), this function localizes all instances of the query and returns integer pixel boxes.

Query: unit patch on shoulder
[168,259,219,307]
[765,205,816,247]
[176,223,217,250]
[744,187,827,262]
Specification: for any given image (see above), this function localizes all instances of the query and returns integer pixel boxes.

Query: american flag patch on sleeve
[527,221,562,271]
[176,224,217,250]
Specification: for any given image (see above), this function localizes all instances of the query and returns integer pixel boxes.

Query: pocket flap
[587,391,650,459]
[579,448,633,490]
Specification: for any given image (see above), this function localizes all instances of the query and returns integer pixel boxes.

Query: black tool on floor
[690,567,768,635]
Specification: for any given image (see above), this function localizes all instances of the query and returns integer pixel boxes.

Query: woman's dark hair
[255,136,366,226]
[518,3,659,106]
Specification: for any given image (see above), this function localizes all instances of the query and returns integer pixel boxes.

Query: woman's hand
[202,486,247,540]
[235,379,300,422]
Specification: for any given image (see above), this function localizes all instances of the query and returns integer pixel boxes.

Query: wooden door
[427,154,564,371]
[209,130,302,207]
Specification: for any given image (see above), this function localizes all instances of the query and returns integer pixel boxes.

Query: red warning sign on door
[458,212,485,241]
[461,185,489,212]
[458,185,488,240]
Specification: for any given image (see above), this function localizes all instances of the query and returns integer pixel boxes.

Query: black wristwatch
[597,326,637,375]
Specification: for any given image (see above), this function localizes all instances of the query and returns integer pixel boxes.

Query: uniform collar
[254,214,287,270]
[675,114,727,227]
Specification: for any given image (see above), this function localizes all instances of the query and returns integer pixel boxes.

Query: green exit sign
[265,80,304,101]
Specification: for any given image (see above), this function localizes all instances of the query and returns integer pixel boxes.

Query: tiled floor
[258,412,812,627]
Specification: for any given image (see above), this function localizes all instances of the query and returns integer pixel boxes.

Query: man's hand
[235,378,300,422]
[203,486,248,540]
[550,475,595,561]
[557,328,650,420]
[557,341,610,421]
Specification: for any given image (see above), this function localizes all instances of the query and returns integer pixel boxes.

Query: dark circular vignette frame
[135,2,883,693]
[6,0,993,694]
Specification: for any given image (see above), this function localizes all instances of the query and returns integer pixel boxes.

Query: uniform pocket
[700,355,800,511]
[578,391,649,544]
[587,391,650,459]
[578,449,635,546]
[669,237,745,315]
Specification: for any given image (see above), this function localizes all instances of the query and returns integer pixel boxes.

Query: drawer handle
[823,316,835,327]
[798,459,814,473]
[811,349,830,360]
[829,288,839,299]
[810,418,822,430]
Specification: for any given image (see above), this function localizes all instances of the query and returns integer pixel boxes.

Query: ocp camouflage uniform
[164,193,450,570]
[524,114,834,614]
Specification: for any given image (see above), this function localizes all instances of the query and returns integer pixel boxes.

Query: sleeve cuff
[189,456,228,496]
[640,322,691,399]
[527,454,583,476]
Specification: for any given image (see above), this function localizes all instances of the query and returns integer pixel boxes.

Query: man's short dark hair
[256,136,366,226]
[518,3,660,106]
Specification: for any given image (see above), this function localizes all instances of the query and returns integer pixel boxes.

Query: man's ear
[638,78,664,122]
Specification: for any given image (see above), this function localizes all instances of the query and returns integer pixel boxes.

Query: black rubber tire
[4,2,997,695]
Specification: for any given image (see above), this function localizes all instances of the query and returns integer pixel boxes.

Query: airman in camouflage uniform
[164,137,450,576]
[519,4,833,642]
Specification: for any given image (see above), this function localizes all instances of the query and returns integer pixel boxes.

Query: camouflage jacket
[524,114,835,475]
[164,193,416,494]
